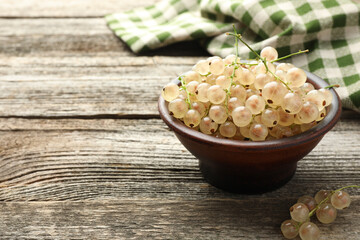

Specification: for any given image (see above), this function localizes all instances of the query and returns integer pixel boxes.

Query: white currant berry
[260,46,278,61]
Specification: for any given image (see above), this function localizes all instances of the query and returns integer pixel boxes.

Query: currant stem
[271,49,309,63]
[325,84,340,89]
[227,32,293,92]
[232,25,240,59]
[200,72,211,77]
[268,68,293,92]
[227,32,261,59]
[241,62,258,66]
[335,185,360,192]
[179,76,192,109]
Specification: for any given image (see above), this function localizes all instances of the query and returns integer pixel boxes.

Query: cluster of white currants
[281,188,354,240]
[161,46,333,141]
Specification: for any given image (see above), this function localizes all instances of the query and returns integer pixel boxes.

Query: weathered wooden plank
[0,55,198,80]
[0,54,204,117]
[0,18,209,56]
[0,118,358,201]
[0,75,168,117]
[0,19,126,55]
[0,55,200,68]
[0,0,160,17]
[0,199,360,240]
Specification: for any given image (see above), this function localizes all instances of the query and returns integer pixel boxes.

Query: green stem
[241,61,259,66]
[324,84,340,89]
[227,32,262,59]
[179,76,192,109]
[227,32,293,92]
[232,25,240,60]
[268,69,293,92]
[270,49,309,63]
[200,72,211,77]
[334,185,360,192]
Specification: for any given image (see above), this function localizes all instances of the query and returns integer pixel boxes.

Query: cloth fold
[106,0,360,112]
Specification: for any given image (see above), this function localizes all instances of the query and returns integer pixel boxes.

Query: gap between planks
[0,114,161,120]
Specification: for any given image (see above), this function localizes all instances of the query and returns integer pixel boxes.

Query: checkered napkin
[106,0,360,112]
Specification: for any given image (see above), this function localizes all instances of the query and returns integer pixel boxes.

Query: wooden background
[0,0,359,239]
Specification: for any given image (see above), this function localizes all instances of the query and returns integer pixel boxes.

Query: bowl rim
[158,69,342,151]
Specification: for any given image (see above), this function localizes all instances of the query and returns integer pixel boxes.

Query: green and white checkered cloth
[106,0,360,112]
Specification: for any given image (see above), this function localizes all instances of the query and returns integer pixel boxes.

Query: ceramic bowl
[158,70,342,193]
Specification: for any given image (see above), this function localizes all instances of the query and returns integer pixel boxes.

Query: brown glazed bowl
[158,70,342,193]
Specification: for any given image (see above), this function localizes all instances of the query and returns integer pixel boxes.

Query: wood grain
[0,54,205,117]
[1,0,360,239]
[0,73,171,117]
[1,199,359,240]
[0,34,207,117]
[0,0,160,18]
[0,18,209,57]
[0,18,208,117]
[0,18,133,56]
[0,117,358,202]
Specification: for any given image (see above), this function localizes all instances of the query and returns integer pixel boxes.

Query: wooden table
[0,1,359,239]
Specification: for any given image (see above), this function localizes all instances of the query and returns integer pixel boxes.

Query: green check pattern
[106,0,360,112]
